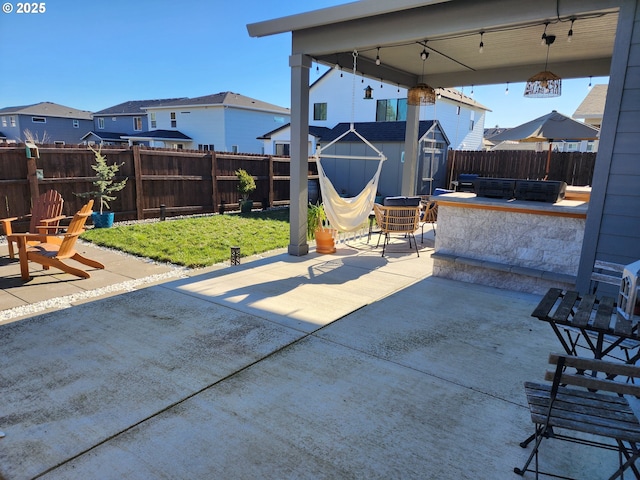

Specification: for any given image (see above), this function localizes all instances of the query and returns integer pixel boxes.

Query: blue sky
[0,0,607,128]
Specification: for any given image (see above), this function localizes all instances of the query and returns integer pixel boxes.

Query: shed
[319,120,449,198]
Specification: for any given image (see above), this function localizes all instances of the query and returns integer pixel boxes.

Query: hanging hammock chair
[312,51,387,233]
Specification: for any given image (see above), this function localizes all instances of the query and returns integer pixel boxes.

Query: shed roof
[80,131,129,142]
[323,120,448,144]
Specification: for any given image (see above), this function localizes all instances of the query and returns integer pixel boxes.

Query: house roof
[94,99,187,116]
[144,92,290,115]
[323,121,448,144]
[121,130,192,141]
[484,127,510,140]
[80,131,129,142]
[573,84,608,120]
[0,102,93,120]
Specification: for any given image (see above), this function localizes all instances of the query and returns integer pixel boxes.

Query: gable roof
[80,131,129,142]
[258,123,332,140]
[144,92,290,114]
[322,121,448,144]
[94,99,187,116]
[573,84,607,120]
[0,102,93,120]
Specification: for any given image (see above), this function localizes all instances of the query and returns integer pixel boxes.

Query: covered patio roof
[248,0,620,89]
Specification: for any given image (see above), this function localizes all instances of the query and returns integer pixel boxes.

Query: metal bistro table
[532,288,640,364]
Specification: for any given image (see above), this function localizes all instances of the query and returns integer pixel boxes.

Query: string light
[541,22,549,45]
[479,31,484,54]
[420,48,429,61]
[470,84,474,96]
[567,19,575,42]
[505,82,509,95]
[375,47,381,66]
[588,76,593,90]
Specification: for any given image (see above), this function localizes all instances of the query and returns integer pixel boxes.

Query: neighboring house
[0,102,93,144]
[82,98,185,146]
[316,120,449,196]
[123,92,291,153]
[573,84,607,128]
[307,68,488,150]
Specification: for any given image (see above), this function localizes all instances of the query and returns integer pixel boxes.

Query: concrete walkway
[0,231,620,479]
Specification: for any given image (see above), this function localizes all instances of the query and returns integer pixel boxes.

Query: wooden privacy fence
[446,150,596,188]
[0,144,319,226]
[0,144,597,229]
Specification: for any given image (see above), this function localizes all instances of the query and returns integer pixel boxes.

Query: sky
[0,0,608,128]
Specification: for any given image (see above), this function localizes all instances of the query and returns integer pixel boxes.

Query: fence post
[132,145,144,220]
[269,155,274,208]
[26,154,40,202]
[211,151,220,213]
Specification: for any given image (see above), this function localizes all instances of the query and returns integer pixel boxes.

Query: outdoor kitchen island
[431,192,588,295]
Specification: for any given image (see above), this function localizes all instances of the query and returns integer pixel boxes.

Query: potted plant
[75,146,128,228]
[235,168,256,214]
[307,202,335,254]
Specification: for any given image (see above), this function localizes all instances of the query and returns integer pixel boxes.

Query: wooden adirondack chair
[1,189,65,259]
[14,200,105,280]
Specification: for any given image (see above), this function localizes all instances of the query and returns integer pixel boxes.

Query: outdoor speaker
[514,180,566,203]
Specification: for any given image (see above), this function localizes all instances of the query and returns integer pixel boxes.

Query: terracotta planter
[315,228,336,254]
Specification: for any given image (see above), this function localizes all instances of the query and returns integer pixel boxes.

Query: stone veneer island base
[432,192,588,295]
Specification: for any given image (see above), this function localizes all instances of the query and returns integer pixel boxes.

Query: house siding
[225,108,288,154]
[94,115,148,135]
[308,69,487,150]
[9,115,92,144]
[577,0,640,291]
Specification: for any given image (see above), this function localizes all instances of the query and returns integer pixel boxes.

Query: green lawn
[81,209,291,268]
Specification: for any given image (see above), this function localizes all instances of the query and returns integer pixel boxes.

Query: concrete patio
[0,230,621,479]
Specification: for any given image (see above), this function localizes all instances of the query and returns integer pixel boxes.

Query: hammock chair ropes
[313,51,387,232]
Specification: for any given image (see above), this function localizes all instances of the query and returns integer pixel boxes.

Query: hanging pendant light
[407,46,435,106]
[524,34,561,98]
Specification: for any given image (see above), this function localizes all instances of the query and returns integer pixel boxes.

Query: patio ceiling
[248,0,621,89]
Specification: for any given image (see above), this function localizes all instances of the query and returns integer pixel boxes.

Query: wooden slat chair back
[419,198,438,243]
[373,203,421,257]
[1,189,65,258]
[17,200,104,280]
[515,353,640,479]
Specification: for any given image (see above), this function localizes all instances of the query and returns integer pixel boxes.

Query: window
[313,103,327,121]
[275,143,290,156]
[198,144,215,151]
[32,117,46,123]
[150,113,156,129]
[73,119,79,128]
[98,118,105,129]
[469,111,475,131]
[133,116,142,131]
[232,145,238,154]
[1,116,6,127]
[375,99,407,122]
[10,116,16,127]
[170,112,177,128]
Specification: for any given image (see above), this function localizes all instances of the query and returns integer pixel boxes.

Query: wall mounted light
[363,85,373,100]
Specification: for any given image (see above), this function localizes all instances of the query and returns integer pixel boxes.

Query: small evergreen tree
[235,168,256,201]
[76,146,128,214]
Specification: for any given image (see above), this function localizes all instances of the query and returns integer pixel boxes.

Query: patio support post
[401,103,420,196]
[288,53,311,256]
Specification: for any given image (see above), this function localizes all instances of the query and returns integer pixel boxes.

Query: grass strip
[81,209,290,268]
